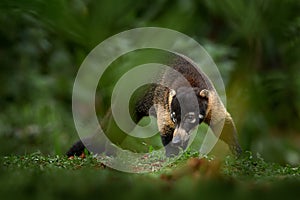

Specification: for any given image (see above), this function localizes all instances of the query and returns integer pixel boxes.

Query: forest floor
[1,151,300,200]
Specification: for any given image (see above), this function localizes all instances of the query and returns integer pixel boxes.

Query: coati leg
[132,84,157,121]
[200,89,242,156]
[156,107,183,157]
[206,112,242,156]
[155,86,187,157]
[219,113,242,155]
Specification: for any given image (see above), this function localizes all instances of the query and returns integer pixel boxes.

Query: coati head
[169,87,209,147]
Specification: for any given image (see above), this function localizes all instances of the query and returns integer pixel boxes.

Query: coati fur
[67,53,242,158]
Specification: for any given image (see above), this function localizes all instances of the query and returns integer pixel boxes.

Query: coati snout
[169,87,208,147]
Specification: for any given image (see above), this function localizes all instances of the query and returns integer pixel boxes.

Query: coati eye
[199,114,204,120]
[170,112,176,123]
[185,112,196,123]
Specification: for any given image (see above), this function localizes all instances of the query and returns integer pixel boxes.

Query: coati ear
[168,89,176,110]
[199,89,209,99]
[169,89,176,98]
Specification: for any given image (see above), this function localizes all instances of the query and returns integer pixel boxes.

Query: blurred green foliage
[0,0,299,165]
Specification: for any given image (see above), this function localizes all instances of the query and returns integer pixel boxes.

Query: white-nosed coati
[67,53,242,158]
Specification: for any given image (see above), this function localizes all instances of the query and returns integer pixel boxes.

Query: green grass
[1,152,299,200]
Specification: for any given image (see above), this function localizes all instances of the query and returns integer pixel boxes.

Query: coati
[67,53,242,158]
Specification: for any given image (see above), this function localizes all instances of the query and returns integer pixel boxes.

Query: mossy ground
[1,152,299,200]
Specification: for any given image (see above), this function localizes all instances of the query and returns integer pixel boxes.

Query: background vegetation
[0,0,299,199]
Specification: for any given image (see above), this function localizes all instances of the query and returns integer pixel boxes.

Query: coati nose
[172,135,181,145]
